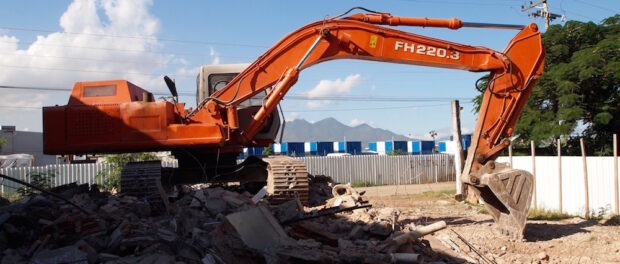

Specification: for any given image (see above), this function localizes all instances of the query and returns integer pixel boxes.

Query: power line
[0,101,476,111]
[571,0,619,13]
[0,105,41,110]
[0,85,474,102]
[0,39,257,59]
[397,0,515,7]
[522,0,564,29]
[0,64,196,77]
[283,104,450,112]
[0,51,484,77]
[285,95,473,102]
[0,26,269,48]
[0,52,252,65]
[0,85,190,96]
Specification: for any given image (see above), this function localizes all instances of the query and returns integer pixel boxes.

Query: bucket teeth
[474,168,533,239]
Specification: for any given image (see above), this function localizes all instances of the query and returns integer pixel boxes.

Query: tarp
[0,154,35,168]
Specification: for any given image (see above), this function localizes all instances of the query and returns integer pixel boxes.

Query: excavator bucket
[471,165,533,239]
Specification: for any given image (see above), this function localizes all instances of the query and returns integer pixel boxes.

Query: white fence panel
[497,156,619,217]
[298,154,455,185]
[0,163,114,195]
[1,155,455,196]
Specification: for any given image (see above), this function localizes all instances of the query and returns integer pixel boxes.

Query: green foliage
[528,208,573,221]
[351,180,381,188]
[474,15,620,155]
[0,136,6,151]
[387,149,407,156]
[262,146,274,156]
[97,152,158,191]
[17,169,56,196]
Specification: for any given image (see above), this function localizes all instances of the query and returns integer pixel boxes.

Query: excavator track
[262,156,309,205]
[120,161,170,215]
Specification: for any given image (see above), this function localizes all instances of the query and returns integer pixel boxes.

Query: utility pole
[451,100,465,196]
[521,0,564,30]
[428,130,438,153]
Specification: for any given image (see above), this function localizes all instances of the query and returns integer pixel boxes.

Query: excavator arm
[202,10,544,237]
[43,8,544,238]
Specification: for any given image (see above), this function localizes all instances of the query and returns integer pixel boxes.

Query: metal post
[614,134,618,214]
[580,138,589,219]
[451,100,465,195]
[531,140,537,209]
[508,141,513,169]
[557,138,562,213]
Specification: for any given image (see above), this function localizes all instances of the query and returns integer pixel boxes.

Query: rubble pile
[0,176,459,263]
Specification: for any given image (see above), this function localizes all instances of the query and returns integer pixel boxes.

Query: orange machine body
[43,12,544,181]
[43,80,228,154]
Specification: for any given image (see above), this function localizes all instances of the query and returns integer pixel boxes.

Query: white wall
[496,156,619,217]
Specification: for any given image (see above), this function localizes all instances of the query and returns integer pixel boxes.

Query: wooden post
[614,134,618,215]
[508,141,513,169]
[557,138,562,213]
[580,138,589,219]
[451,100,465,196]
[531,140,537,209]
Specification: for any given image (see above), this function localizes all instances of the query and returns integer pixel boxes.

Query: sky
[0,0,618,140]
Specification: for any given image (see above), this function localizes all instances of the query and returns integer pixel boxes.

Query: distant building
[368,140,435,155]
[0,126,58,166]
[438,134,473,154]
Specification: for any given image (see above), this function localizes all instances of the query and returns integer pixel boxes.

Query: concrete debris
[536,251,549,261]
[0,175,465,263]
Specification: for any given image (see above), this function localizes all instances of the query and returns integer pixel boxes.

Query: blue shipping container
[317,142,334,156]
[368,142,377,152]
[420,140,435,154]
[393,141,408,153]
[385,141,393,153]
[251,147,265,156]
[438,141,447,153]
[410,140,421,154]
[346,141,362,155]
[286,142,305,157]
[462,134,472,151]
[336,141,346,153]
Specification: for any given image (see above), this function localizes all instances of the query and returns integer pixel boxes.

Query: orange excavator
[43,8,544,237]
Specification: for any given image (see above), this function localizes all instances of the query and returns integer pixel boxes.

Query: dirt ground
[367,189,620,264]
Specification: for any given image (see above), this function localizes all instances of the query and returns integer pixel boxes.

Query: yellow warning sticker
[369,35,378,48]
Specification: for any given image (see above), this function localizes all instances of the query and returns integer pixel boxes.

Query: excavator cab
[196,64,281,141]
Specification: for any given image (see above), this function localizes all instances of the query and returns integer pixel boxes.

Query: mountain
[281,117,410,146]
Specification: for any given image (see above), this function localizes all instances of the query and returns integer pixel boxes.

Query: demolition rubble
[0,175,458,263]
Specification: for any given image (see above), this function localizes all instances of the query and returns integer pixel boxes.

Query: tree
[0,136,6,152]
[17,170,56,196]
[97,152,158,191]
[262,146,274,156]
[474,15,620,155]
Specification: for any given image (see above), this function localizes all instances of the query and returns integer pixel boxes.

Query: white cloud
[0,93,49,111]
[209,47,220,65]
[348,118,373,127]
[305,74,362,108]
[0,0,172,131]
[285,112,299,121]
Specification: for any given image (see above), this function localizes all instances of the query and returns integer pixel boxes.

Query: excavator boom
[43,8,544,238]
